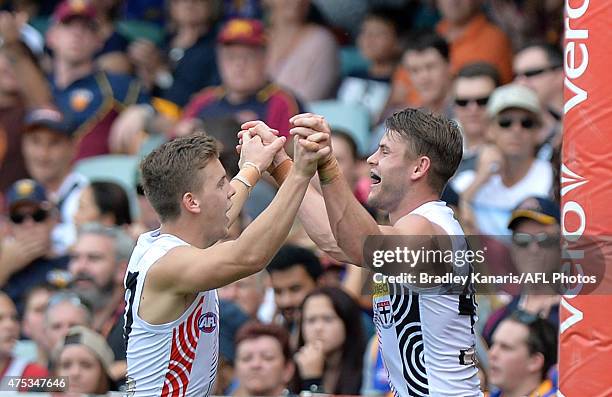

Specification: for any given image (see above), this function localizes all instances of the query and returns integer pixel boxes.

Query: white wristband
[241,161,261,177]
[232,175,252,189]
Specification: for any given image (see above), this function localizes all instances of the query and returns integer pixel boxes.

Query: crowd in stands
[0,0,563,395]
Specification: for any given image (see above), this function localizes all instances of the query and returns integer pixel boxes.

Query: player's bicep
[148,242,250,294]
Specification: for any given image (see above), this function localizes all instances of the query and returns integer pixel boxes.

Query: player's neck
[389,190,439,225]
[54,58,94,89]
[160,218,215,249]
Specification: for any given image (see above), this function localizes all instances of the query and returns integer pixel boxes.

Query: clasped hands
[236,114,334,179]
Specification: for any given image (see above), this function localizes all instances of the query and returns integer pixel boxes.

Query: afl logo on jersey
[198,312,217,333]
[70,89,93,112]
[376,300,393,329]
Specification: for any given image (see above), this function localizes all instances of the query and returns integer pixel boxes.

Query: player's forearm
[226,179,250,227]
[298,184,350,262]
[235,169,310,268]
[227,164,262,227]
[320,171,380,265]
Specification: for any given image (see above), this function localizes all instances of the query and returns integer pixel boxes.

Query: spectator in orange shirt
[436,0,514,84]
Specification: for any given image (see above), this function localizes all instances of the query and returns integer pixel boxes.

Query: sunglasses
[497,116,538,130]
[10,208,49,224]
[512,232,559,248]
[514,65,561,79]
[454,96,489,107]
[136,184,145,196]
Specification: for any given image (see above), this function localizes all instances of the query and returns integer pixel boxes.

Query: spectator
[401,32,453,118]
[128,0,221,107]
[265,0,339,101]
[68,223,134,381]
[436,0,514,84]
[0,292,48,385]
[54,326,116,394]
[337,7,401,123]
[266,244,323,330]
[233,321,295,396]
[0,179,69,315]
[131,181,160,239]
[452,62,501,175]
[92,0,132,74]
[215,300,250,396]
[457,84,553,236]
[487,0,564,51]
[74,181,132,228]
[21,284,55,366]
[296,287,365,395]
[43,0,149,160]
[21,108,88,254]
[488,312,557,397]
[482,197,561,345]
[44,292,93,365]
[513,42,563,160]
[332,130,371,206]
[219,271,267,320]
[178,19,305,138]
[0,51,28,191]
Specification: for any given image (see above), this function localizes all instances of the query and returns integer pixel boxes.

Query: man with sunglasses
[451,62,501,175]
[513,42,564,161]
[0,179,70,316]
[456,84,553,237]
[488,311,558,397]
[482,196,560,346]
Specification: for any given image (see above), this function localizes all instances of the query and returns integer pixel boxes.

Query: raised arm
[240,121,351,263]
[0,12,53,108]
[149,133,330,294]
[291,114,382,265]
[226,132,286,227]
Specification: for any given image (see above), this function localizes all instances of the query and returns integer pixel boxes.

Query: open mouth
[370,171,382,185]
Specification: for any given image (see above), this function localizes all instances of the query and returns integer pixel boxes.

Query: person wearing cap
[21,106,88,255]
[3,0,150,161]
[0,179,70,316]
[54,325,116,394]
[482,196,561,346]
[457,83,553,237]
[177,18,305,139]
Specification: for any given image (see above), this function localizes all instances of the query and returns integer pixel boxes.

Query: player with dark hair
[244,107,481,396]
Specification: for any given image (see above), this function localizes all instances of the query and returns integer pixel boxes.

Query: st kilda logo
[198,312,218,333]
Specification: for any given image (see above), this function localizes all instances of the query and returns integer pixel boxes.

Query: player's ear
[182,192,202,214]
[410,155,431,181]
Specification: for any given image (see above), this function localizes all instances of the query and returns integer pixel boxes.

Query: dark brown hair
[140,134,219,222]
[297,287,365,395]
[385,108,463,194]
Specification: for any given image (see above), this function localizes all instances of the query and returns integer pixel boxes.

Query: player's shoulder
[392,213,438,235]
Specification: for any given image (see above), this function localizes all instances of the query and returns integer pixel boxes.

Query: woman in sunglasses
[0,179,68,316]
